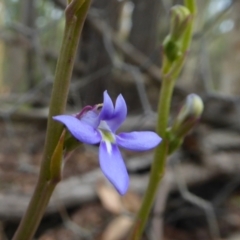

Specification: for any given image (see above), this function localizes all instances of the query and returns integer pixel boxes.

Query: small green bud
[171,94,204,138]
[163,5,192,62]
[167,94,203,154]
[178,94,204,122]
[170,5,192,42]
[163,35,182,62]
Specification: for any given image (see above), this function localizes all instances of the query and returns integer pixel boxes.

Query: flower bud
[163,5,192,62]
[170,5,192,42]
[168,94,203,154]
[171,94,204,138]
[178,94,203,121]
[163,36,181,62]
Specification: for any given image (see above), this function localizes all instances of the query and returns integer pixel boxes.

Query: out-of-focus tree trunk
[78,0,165,106]
[0,2,4,92]
[21,0,37,90]
[128,0,162,58]
[79,0,125,105]
[5,0,37,93]
[3,0,36,93]
[221,0,240,95]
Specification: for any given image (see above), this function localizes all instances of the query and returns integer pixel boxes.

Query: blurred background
[1,0,240,239]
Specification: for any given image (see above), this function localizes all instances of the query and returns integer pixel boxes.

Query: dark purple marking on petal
[75,105,93,119]
[99,91,114,120]
[99,142,129,195]
[53,115,101,144]
[116,131,162,151]
[106,94,127,132]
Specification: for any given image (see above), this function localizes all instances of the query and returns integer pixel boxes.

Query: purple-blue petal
[80,109,100,128]
[99,142,129,195]
[53,115,101,144]
[99,91,114,120]
[106,94,127,132]
[116,131,162,151]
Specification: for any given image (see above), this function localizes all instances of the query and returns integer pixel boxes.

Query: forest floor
[1,119,240,240]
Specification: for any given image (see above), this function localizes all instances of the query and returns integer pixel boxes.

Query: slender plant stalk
[128,61,173,240]
[182,0,196,52]
[129,1,196,239]
[12,1,91,239]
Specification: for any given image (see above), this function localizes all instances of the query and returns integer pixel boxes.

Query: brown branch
[87,13,162,84]
[2,148,240,221]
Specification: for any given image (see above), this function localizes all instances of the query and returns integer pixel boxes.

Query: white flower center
[100,129,116,154]
[105,141,112,154]
[98,120,111,131]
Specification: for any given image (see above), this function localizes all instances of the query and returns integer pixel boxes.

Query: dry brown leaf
[97,181,123,214]
[101,215,133,240]
[122,191,142,213]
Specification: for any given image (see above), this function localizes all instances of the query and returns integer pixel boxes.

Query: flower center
[101,130,115,142]
[100,130,115,154]
[98,120,111,131]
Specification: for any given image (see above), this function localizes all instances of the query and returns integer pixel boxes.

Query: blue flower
[53,91,162,195]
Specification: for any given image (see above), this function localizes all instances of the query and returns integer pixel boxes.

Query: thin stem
[182,0,196,52]
[12,1,91,239]
[129,72,174,240]
[184,0,196,14]
[129,1,196,239]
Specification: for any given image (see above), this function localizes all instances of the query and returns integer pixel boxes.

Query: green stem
[129,68,175,240]
[129,1,196,239]
[12,1,91,239]
[184,0,196,14]
[182,0,196,52]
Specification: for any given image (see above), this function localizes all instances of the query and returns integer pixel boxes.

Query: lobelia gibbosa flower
[53,91,162,195]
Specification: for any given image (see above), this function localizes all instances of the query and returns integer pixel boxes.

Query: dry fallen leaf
[97,181,123,214]
[101,215,133,240]
[122,191,142,213]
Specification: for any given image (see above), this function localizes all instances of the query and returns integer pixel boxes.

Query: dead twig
[172,163,220,240]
